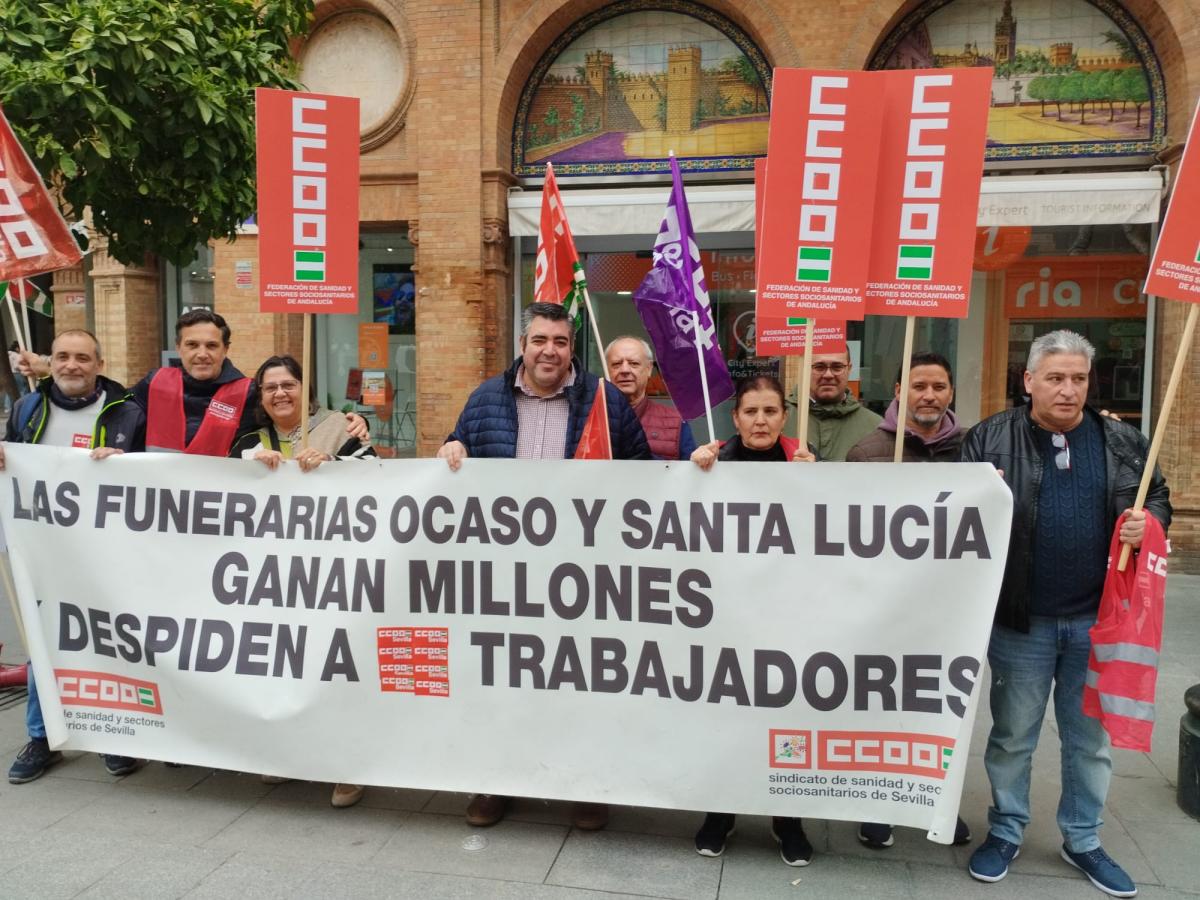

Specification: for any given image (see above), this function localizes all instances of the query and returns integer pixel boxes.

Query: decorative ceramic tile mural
[871,0,1165,160]
[514,1,771,177]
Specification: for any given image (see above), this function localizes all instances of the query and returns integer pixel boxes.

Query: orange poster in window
[358,322,389,368]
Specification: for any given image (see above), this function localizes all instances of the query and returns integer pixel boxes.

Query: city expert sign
[255,88,360,314]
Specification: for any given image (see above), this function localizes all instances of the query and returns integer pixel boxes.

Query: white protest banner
[2,448,1011,841]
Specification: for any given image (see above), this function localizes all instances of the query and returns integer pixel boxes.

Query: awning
[506,171,1165,237]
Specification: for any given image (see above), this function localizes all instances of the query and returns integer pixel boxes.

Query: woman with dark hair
[690,375,816,866]
[230,355,373,469]
[690,374,815,469]
[230,355,373,808]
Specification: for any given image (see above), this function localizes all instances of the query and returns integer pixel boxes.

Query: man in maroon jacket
[605,336,697,461]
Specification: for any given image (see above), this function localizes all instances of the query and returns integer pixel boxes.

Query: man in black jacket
[961,330,1170,898]
[3,330,144,784]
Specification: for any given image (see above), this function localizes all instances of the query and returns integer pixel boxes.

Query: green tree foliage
[0,0,313,265]
[720,55,764,112]
[1118,67,1150,128]
[1061,72,1087,123]
[1102,30,1138,64]
[1025,68,1149,128]
[569,92,587,137]
[543,106,560,141]
[1091,70,1116,120]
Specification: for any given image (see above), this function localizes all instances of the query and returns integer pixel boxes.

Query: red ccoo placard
[0,104,82,280]
[256,88,360,314]
[756,70,885,322]
[754,158,847,355]
[1144,100,1200,304]
[864,68,992,319]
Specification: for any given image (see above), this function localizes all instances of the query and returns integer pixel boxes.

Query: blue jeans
[985,616,1111,853]
[26,663,46,740]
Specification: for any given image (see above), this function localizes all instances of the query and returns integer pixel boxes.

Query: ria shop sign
[256,89,360,314]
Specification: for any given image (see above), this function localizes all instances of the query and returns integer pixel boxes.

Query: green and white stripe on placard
[138,687,156,707]
[294,250,325,282]
[1194,242,1200,264]
[897,245,934,280]
[942,746,953,770]
[796,246,832,283]
[786,317,808,327]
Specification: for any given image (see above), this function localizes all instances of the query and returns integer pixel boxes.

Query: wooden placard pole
[18,277,34,374]
[797,319,814,445]
[300,312,312,452]
[1117,301,1198,571]
[4,287,35,392]
[893,315,916,463]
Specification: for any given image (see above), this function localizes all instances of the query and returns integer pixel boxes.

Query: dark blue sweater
[447,357,650,460]
[1031,413,1108,617]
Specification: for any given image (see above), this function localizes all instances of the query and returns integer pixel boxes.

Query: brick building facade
[46,0,1200,566]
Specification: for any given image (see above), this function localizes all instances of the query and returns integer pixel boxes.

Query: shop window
[984,223,1150,423]
[162,244,215,345]
[314,231,417,457]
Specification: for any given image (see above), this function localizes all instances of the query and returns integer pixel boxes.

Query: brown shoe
[260,774,291,785]
[466,794,510,826]
[331,783,365,808]
[571,802,610,831]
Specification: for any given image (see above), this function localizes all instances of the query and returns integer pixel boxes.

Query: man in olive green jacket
[805,350,881,461]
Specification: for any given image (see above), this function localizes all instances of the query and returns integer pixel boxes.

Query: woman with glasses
[230,354,374,809]
[231,355,374,470]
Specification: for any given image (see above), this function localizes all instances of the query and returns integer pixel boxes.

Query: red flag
[0,104,82,280]
[573,381,612,460]
[534,162,585,327]
[1082,515,1168,751]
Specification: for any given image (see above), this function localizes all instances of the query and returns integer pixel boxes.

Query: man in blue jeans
[960,330,1170,898]
[4,330,144,783]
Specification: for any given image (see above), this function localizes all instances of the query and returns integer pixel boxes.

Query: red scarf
[145,366,251,456]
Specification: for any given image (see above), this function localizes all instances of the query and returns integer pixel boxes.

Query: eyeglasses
[811,363,848,374]
[1051,432,1070,471]
[261,380,300,395]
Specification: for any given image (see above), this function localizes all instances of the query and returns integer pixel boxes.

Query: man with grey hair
[3,329,145,784]
[437,301,648,831]
[604,335,697,460]
[960,329,1170,897]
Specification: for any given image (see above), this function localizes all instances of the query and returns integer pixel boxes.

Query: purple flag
[632,157,734,421]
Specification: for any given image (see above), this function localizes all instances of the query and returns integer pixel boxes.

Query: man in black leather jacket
[960,329,1170,898]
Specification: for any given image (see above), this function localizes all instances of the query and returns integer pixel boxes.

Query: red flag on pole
[573,381,613,459]
[534,162,585,329]
[0,104,82,280]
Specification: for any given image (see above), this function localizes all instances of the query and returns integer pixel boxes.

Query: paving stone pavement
[1,576,1197,899]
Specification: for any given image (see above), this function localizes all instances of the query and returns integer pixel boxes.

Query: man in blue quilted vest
[437,301,648,832]
[437,302,649,468]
